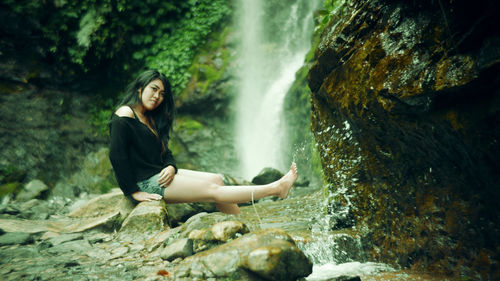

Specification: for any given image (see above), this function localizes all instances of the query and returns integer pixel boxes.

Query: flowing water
[233,1,448,280]
[235,0,321,179]
[234,1,395,279]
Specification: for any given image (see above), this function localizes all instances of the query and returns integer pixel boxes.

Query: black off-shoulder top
[108,113,177,196]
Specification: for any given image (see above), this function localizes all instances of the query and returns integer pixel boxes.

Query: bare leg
[163,163,298,205]
[177,169,241,215]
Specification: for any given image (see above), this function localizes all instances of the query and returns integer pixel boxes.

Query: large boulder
[118,200,169,241]
[173,228,312,280]
[67,189,134,220]
[251,167,283,185]
[308,0,500,278]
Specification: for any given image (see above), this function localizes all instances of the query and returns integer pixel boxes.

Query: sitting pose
[109,69,298,214]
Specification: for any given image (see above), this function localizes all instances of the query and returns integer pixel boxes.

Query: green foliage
[2,0,230,95]
[88,98,115,137]
[144,0,231,94]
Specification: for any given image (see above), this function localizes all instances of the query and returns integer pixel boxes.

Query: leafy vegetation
[1,0,231,95]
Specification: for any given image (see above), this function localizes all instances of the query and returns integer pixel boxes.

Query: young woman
[109,69,297,214]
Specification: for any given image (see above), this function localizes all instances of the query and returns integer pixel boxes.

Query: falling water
[235,0,321,179]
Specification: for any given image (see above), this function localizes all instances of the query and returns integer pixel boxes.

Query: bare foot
[277,162,298,199]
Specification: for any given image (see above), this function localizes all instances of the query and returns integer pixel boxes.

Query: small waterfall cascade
[297,188,396,280]
[235,0,321,179]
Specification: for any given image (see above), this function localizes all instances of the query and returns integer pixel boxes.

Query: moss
[179,26,234,100]
[176,118,204,135]
[0,182,22,198]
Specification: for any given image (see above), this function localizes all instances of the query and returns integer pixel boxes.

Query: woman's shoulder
[114,106,135,118]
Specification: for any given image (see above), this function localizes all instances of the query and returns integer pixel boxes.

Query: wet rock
[173,228,312,280]
[16,179,49,202]
[308,0,500,277]
[211,220,249,242]
[161,238,194,261]
[245,241,312,281]
[118,200,169,241]
[0,232,33,245]
[251,167,283,185]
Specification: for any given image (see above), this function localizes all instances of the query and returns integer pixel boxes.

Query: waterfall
[235,0,321,179]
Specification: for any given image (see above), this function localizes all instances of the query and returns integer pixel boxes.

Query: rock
[173,228,312,280]
[0,218,48,233]
[47,211,122,233]
[166,202,217,226]
[211,220,249,242]
[145,229,173,252]
[161,238,194,261]
[0,232,33,245]
[245,241,312,281]
[46,239,92,255]
[86,232,110,244]
[251,167,283,185]
[18,199,52,220]
[68,189,134,220]
[45,233,84,247]
[16,179,49,202]
[307,0,500,277]
[188,229,219,253]
[177,211,232,238]
[118,200,169,241]
[110,246,129,259]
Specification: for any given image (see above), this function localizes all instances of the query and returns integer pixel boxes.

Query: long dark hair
[115,69,175,150]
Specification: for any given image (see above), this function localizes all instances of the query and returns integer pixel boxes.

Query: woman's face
[139,79,165,111]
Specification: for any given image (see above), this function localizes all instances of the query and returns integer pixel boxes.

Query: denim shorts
[137,173,166,197]
[127,173,165,204]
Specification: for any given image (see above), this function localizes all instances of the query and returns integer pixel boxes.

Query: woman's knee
[210,173,224,186]
[209,183,228,203]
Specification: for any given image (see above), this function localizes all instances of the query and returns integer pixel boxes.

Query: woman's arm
[109,116,141,196]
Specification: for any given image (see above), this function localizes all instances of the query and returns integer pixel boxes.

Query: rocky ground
[0,181,450,281]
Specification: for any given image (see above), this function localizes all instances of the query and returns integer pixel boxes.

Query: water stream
[235,0,320,179]
[235,1,400,280]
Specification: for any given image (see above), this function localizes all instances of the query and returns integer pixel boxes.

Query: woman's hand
[158,165,176,187]
[131,191,162,202]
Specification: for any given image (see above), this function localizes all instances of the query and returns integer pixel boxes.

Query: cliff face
[308,0,500,278]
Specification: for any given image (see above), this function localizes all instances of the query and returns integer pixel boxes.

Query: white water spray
[236,0,320,179]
